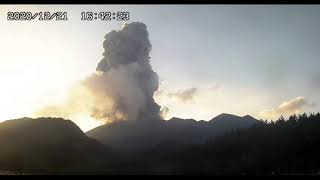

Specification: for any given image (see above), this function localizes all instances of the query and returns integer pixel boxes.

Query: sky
[0,5,319,131]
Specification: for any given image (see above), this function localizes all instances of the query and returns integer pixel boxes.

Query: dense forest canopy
[135,113,320,175]
[0,113,320,175]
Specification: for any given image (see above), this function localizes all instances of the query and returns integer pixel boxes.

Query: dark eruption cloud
[35,22,164,125]
[82,22,162,123]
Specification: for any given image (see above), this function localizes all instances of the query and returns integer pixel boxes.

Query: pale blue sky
[0,5,319,130]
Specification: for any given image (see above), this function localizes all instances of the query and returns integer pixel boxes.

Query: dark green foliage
[1,113,320,175]
[121,113,320,175]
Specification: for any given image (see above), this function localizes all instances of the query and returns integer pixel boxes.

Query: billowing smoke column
[35,22,162,124]
[82,22,161,123]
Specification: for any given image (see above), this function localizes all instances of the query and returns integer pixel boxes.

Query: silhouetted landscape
[0,118,111,174]
[86,113,258,152]
[0,113,320,175]
[2,7,320,175]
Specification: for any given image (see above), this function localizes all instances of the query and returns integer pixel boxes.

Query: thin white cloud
[208,83,223,92]
[168,87,198,103]
[259,96,316,120]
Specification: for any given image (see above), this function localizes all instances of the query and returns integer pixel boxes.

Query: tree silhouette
[120,113,320,175]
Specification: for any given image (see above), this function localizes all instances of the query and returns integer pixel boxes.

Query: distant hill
[142,113,320,175]
[1,114,319,175]
[86,113,259,152]
[0,114,259,174]
[208,113,259,133]
[0,117,110,174]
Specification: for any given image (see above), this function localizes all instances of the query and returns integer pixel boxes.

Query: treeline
[2,114,320,175]
[123,113,320,175]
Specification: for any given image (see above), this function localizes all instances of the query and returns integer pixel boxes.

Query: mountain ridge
[0,117,111,173]
[86,113,259,152]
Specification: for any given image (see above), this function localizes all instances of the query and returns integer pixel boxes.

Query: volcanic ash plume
[36,22,162,124]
